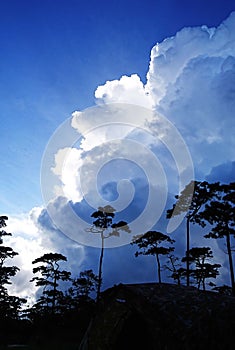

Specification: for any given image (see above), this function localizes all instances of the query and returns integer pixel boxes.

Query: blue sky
[1,0,234,213]
[1,0,235,300]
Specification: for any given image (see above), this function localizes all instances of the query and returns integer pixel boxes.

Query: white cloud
[145,12,235,174]
[95,74,153,108]
[88,13,235,181]
[50,104,157,208]
[5,209,46,304]
[41,11,235,245]
[4,208,85,305]
[146,12,235,103]
[52,147,84,202]
[5,12,235,301]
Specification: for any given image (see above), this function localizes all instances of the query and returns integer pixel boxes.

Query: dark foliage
[87,205,130,303]
[198,182,235,294]
[30,252,71,316]
[0,216,26,321]
[166,180,218,286]
[181,247,221,290]
[132,231,175,283]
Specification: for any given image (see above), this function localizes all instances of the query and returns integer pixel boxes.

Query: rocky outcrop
[80,283,235,350]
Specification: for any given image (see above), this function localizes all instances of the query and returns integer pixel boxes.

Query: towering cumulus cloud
[8,12,235,297]
[95,12,235,177]
[148,12,235,176]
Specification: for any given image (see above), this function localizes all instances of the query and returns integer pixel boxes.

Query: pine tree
[182,247,221,290]
[30,252,71,314]
[0,215,26,319]
[199,182,235,295]
[87,205,130,303]
[167,181,217,286]
[132,231,175,283]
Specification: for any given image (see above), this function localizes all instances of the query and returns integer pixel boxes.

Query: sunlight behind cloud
[39,11,235,256]
[6,11,235,297]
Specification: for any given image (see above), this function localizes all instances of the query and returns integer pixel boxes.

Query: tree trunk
[202,259,206,291]
[186,216,190,287]
[225,230,235,296]
[156,253,161,283]
[96,232,104,304]
[52,271,58,314]
[202,278,206,291]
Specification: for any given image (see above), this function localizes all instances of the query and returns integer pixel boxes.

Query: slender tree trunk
[169,255,180,285]
[174,268,181,285]
[186,216,190,287]
[202,278,206,291]
[96,232,104,304]
[197,273,204,290]
[202,259,206,291]
[225,230,235,296]
[197,279,200,290]
[156,253,161,283]
[52,272,57,314]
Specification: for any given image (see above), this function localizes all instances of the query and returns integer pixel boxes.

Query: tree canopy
[132,231,175,283]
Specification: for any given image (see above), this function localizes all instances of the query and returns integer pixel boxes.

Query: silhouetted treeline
[0,180,234,347]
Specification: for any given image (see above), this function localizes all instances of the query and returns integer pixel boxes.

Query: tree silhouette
[163,254,185,285]
[56,269,99,314]
[131,231,175,283]
[199,182,235,295]
[87,205,130,303]
[211,284,233,296]
[70,269,99,304]
[0,215,26,319]
[31,252,71,314]
[167,180,216,286]
[182,247,221,290]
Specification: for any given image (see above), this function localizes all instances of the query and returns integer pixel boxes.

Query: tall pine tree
[0,215,26,319]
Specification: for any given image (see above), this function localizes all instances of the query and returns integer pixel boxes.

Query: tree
[199,182,235,295]
[57,269,99,314]
[70,269,99,304]
[182,247,221,290]
[211,284,233,296]
[131,231,175,283]
[0,215,26,319]
[167,180,216,286]
[87,205,130,303]
[163,254,185,285]
[31,252,71,314]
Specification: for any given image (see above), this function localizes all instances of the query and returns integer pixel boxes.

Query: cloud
[95,74,153,108]
[206,161,235,183]
[147,12,235,174]
[34,176,231,290]
[52,147,84,202]
[6,12,235,301]
[5,208,85,305]
[38,11,235,287]
[5,209,46,304]
[155,53,235,174]
[88,12,235,182]
[146,12,235,102]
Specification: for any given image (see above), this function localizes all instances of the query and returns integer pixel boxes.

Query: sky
[0,0,235,303]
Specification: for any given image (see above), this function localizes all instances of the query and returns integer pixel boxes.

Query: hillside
[80,283,235,350]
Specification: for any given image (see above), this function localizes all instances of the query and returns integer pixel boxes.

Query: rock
[79,283,235,350]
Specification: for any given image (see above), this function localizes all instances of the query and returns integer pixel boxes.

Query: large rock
[80,283,235,350]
